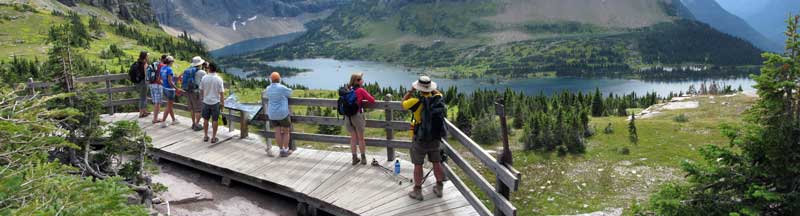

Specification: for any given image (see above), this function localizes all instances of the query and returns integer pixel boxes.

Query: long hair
[137,51,148,63]
[348,72,363,88]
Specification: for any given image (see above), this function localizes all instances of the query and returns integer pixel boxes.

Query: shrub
[471,114,501,145]
[673,113,689,123]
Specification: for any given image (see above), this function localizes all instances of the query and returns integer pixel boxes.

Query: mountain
[678,0,781,52]
[150,0,347,50]
[56,0,156,23]
[717,0,800,50]
[224,0,763,78]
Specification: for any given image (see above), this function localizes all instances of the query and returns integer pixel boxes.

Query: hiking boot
[360,153,367,165]
[408,186,423,201]
[352,154,360,165]
[433,182,444,198]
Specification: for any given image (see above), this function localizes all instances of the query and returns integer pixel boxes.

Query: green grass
[0,6,63,58]
[451,94,755,215]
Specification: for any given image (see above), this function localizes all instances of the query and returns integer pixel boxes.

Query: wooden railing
[20,73,521,216]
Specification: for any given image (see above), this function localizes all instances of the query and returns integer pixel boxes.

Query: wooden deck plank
[292,151,351,192]
[102,113,480,216]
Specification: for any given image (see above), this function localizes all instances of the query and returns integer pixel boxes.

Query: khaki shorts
[344,112,366,135]
[411,138,443,165]
[186,91,202,112]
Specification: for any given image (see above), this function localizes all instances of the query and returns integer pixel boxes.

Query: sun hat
[190,56,205,67]
[165,55,175,63]
[412,76,437,92]
[270,72,281,82]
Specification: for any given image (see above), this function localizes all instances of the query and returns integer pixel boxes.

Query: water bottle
[394,159,401,175]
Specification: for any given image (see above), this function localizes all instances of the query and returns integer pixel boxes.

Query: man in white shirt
[199,62,225,143]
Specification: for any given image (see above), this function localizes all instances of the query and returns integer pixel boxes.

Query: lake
[227,58,756,96]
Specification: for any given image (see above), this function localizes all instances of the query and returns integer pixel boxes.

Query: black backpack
[337,87,360,117]
[411,94,447,142]
[128,61,144,84]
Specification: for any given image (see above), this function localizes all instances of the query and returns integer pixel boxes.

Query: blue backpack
[182,67,198,91]
[337,87,359,116]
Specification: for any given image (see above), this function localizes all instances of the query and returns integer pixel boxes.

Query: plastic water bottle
[394,159,401,175]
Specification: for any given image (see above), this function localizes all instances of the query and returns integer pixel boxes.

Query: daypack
[146,62,159,82]
[337,87,360,116]
[128,61,144,84]
[411,94,447,142]
[182,67,198,92]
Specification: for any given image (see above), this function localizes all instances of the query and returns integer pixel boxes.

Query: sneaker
[266,148,275,157]
[279,149,288,157]
[172,120,180,125]
[161,121,168,128]
[408,187,423,201]
[433,182,444,198]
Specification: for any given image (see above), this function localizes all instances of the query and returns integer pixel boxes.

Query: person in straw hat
[402,75,446,201]
[183,56,207,131]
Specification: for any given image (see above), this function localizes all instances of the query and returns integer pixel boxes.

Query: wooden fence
[22,73,521,216]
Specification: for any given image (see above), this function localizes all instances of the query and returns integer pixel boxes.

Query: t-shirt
[161,65,175,89]
[195,70,206,85]
[265,83,293,120]
[199,73,225,105]
[402,92,443,125]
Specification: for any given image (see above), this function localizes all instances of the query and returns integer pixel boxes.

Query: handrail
[18,73,520,216]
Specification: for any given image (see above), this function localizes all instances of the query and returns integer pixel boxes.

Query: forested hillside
[224,0,763,78]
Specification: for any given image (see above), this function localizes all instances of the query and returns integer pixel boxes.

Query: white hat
[165,55,175,63]
[413,76,437,92]
[190,56,205,67]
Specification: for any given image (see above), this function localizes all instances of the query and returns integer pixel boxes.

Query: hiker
[131,51,150,118]
[266,72,293,157]
[200,62,225,143]
[340,72,375,165]
[402,76,446,201]
[160,56,184,127]
[183,56,206,131]
[149,55,166,124]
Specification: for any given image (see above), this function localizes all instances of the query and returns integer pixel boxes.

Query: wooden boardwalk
[103,113,479,216]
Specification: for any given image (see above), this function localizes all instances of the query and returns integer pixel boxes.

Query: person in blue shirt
[266,72,293,157]
[160,56,184,128]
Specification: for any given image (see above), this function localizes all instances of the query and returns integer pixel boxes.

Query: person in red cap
[266,72,294,157]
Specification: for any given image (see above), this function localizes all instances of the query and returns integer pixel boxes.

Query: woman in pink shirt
[345,72,375,165]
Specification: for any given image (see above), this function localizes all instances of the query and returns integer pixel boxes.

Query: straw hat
[412,76,437,92]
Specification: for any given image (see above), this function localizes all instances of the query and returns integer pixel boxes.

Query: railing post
[105,70,114,115]
[494,98,512,216]
[239,110,249,139]
[27,78,35,96]
[262,91,273,153]
[384,94,395,161]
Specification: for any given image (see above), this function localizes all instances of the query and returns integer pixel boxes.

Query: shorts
[149,84,163,104]
[344,112,366,135]
[186,91,202,112]
[269,116,292,128]
[202,103,220,121]
[163,88,176,101]
[410,138,443,165]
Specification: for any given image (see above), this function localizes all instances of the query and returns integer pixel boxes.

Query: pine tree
[591,88,604,116]
[650,15,800,215]
[628,114,638,144]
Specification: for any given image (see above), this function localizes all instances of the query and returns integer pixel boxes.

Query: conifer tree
[628,114,638,144]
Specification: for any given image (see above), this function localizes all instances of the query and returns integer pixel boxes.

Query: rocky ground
[152,161,298,216]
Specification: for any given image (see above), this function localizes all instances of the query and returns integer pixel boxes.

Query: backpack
[411,94,447,142]
[337,87,360,116]
[182,67,198,92]
[146,62,159,82]
[128,61,144,84]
